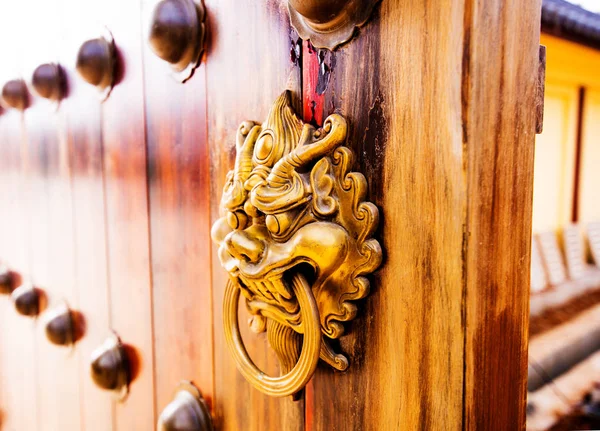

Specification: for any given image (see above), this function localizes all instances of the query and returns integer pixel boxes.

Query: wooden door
[0,0,541,430]
[206,0,540,429]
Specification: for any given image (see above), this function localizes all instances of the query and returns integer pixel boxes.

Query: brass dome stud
[90,333,130,400]
[11,283,41,317]
[289,0,350,23]
[31,63,66,101]
[0,266,13,294]
[157,381,213,431]
[44,304,75,346]
[76,29,116,100]
[148,0,206,82]
[1,79,30,111]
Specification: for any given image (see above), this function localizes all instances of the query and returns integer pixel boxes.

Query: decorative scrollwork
[288,0,381,50]
[212,91,382,398]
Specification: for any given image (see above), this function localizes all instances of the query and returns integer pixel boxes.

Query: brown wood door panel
[56,1,115,429]
[299,0,539,429]
[0,109,20,430]
[0,109,38,431]
[102,0,157,428]
[0,20,36,429]
[141,0,214,416]
[462,0,540,427]
[21,4,83,423]
[302,2,466,429]
[0,0,541,428]
[204,1,304,430]
[27,106,82,431]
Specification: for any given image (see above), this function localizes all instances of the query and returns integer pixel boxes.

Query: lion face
[212,91,381,369]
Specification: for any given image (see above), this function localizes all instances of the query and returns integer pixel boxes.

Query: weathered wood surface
[103,0,156,428]
[303,1,466,428]
[462,0,540,428]
[303,0,540,429]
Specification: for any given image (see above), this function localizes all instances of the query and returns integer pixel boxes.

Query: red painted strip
[304,380,314,431]
[302,41,324,126]
[302,39,320,431]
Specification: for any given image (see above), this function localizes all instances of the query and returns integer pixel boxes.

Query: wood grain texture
[102,0,156,428]
[141,0,214,417]
[204,0,303,429]
[303,0,539,429]
[304,1,466,429]
[462,0,540,429]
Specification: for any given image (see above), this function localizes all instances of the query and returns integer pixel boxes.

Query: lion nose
[226,230,264,263]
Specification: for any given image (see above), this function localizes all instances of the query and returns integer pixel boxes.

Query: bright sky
[572,0,600,13]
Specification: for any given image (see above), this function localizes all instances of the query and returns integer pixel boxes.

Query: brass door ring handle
[223,273,321,398]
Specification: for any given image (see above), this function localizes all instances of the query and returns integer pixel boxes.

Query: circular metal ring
[223,273,321,397]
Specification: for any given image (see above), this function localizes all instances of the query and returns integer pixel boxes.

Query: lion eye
[254,133,274,163]
[266,213,293,235]
[227,211,248,230]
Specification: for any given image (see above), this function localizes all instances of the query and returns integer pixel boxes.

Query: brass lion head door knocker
[211,91,382,398]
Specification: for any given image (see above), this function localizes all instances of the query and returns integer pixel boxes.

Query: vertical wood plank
[26,84,83,431]
[204,1,304,429]
[0,93,39,431]
[462,0,541,428]
[22,1,82,428]
[0,116,38,431]
[102,0,156,428]
[304,1,466,429]
[302,0,540,428]
[66,91,114,431]
[141,0,213,417]
[0,108,16,430]
[57,0,114,429]
[0,10,38,429]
